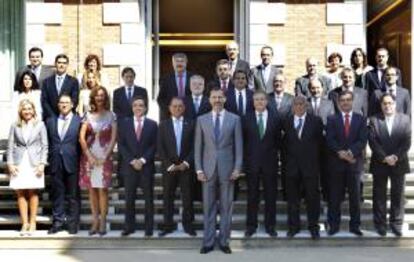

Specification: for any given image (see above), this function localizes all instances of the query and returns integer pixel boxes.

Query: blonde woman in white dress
[77,70,100,116]
[7,99,48,235]
[11,70,42,121]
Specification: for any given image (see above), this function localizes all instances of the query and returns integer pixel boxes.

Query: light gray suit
[251,64,282,94]
[194,110,243,247]
[7,121,48,166]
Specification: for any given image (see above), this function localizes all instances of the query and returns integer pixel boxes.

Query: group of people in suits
[5,42,412,255]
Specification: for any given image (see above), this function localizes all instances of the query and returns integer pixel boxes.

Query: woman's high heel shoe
[88,219,99,236]
[98,217,107,236]
[20,223,30,236]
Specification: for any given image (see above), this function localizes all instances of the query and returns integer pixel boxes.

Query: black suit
[118,117,157,234]
[224,87,254,116]
[14,64,54,91]
[41,74,79,120]
[365,67,402,97]
[113,85,148,119]
[283,114,323,231]
[243,111,281,231]
[158,118,195,231]
[369,87,411,117]
[45,114,82,230]
[157,72,193,120]
[329,87,368,118]
[183,95,211,120]
[268,92,294,199]
[326,113,368,230]
[369,113,411,231]
[307,97,335,200]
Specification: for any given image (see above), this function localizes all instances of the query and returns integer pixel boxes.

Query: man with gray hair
[157,52,193,120]
[295,57,331,97]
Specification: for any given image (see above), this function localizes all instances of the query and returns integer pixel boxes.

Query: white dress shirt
[386,84,397,96]
[261,64,271,84]
[294,113,306,138]
[167,116,189,172]
[341,111,353,124]
[55,73,67,94]
[57,112,73,139]
[124,86,134,98]
[275,93,284,110]
[235,88,247,114]
[212,109,225,129]
[385,114,395,136]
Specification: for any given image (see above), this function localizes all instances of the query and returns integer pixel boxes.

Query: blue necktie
[174,119,182,156]
[295,118,303,137]
[214,113,220,143]
[127,87,132,102]
[194,96,200,114]
[238,91,244,116]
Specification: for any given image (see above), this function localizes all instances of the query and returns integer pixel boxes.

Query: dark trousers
[373,169,406,230]
[162,169,194,231]
[278,147,287,200]
[124,171,154,233]
[327,165,361,229]
[246,168,277,231]
[286,172,320,231]
[50,158,80,229]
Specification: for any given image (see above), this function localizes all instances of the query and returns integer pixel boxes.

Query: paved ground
[1,247,414,262]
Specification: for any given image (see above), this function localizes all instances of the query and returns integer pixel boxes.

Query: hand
[168,165,179,173]
[130,159,143,171]
[36,164,45,177]
[88,154,97,166]
[95,158,105,166]
[197,171,207,182]
[385,155,398,166]
[230,170,241,181]
[338,150,349,160]
[176,163,188,172]
[8,165,18,176]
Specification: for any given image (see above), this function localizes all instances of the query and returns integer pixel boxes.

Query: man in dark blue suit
[369,94,411,237]
[41,54,79,120]
[157,53,193,120]
[283,96,323,239]
[113,67,148,120]
[225,70,254,117]
[207,59,234,95]
[184,75,211,120]
[326,90,368,236]
[243,90,281,237]
[118,96,157,237]
[46,94,82,234]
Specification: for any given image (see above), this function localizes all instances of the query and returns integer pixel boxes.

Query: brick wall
[268,2,343,93]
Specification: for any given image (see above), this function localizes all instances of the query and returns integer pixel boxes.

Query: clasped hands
[169,162,189,173]
[337,150,356,164]
[197,170,243,182]
[8,164,45,177]
[130,159,144,171]
[383,155,398,166]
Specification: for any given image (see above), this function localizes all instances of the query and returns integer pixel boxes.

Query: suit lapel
[15,126,26,145]
[167,119,178,155]
[62,116,77,142]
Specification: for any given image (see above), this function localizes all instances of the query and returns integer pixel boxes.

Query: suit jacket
[368,87,411,117]
[251,64,282,94]
[283,114,323,177]
[157,118,195,170]
[183,95,211,120]
[368,113,411,175]
[7,121,48,166]
[41,74,79,120]
[295,74,332,97]
[307,97,335,127]
[268,92,294,121]
[231,59,250,75]
[329,86,368,117]
[14,65,54,91]
[242,111,281,174]
[326,112,368,172]
[224,87,254,116]
[157,72,193,119]
[45,115,82,174]
[117,117,157,176]
[194,110,243,179]
[365,67,402,97]
[207,78,234,95]
[113,85,148,119]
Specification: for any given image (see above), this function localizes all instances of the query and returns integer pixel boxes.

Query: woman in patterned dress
[79,87,117,235]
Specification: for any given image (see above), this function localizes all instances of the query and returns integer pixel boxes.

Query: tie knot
[345,113,350,118]
[258,112,263,117]
[136,117,142,123]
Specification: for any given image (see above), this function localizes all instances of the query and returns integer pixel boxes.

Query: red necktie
[178,73,184,97]
[135,118,142,141]
[344,113,350,138]
[221,79,227,93]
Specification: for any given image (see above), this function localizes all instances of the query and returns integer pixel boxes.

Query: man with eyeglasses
[295,57,332,97]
